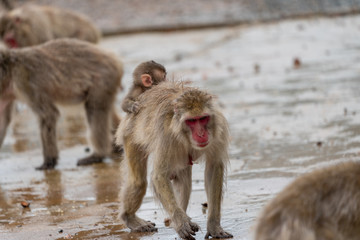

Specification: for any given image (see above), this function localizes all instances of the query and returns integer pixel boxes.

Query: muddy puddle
[1,15,360,239]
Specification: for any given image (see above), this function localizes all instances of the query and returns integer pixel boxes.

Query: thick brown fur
[121,60,166,114]
[0,4,101,48]
[255,161,360,240]
[1,0,13,10]
[116,80,232,240]
[0,38,123,169]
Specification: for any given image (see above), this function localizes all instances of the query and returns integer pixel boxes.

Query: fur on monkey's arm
[121,86,144,113]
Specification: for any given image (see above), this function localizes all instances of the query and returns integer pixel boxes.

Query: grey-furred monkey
[0,38,123,170]
[121,60,166,114]
[116,80,233,240]
[0,4,101,48]
[255,161,360,240]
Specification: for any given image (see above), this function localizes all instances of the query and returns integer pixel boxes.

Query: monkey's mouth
[197,141,209,148]
[5,38,18,48]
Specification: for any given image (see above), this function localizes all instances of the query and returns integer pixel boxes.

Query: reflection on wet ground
[1,15,360,239]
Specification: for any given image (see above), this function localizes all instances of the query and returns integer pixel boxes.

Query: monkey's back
[11,39,123,105]
[118,80,230,161]
[40,6,101,43]
[120,81,183,149]
[255,161,360,240]
[1,5,100,47]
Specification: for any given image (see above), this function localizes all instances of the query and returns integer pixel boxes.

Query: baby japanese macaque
[121,60,166,114]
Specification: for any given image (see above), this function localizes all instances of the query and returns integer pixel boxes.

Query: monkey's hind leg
[0,100,14,149]
[34,103,60,170]
[111,109,123,157]
[120,138,157,232]
[77,154,103,166]
[77,104,111,166]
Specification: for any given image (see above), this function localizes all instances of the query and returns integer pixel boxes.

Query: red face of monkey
[3,31,18,48]
[185,115,210,148]
[0,15,22,48]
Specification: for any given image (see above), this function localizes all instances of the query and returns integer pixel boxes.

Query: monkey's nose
[197,130,205,137]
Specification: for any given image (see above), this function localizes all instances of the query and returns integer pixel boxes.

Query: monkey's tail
[1,0,14,10]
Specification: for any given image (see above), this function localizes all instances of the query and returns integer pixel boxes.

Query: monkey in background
[116,80,233,239]
[121,60,166,114]
[255,161,360,240]
[0,4,101,48]
[0,38,123,170]
[0,0,12,10]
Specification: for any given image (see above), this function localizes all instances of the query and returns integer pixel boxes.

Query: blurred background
[2,0,360,34]
[0,1,360,240]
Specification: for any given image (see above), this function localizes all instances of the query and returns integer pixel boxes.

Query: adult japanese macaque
[0,0,12,11]
[0,38,123,170]
[121,60,166,114]
[255,161,360,240]
[116,81,233,239]
[0,4,101,48]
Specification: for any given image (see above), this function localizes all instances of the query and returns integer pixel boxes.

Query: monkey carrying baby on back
[118,62,233,240]
[0,1,101,48]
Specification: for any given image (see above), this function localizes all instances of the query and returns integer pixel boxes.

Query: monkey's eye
[199,116,210,124]
[185,119,196,124]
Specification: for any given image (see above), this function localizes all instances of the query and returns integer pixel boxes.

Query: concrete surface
[0,13,360,240]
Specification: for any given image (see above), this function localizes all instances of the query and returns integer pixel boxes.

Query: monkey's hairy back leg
[31,100,60,170]
[77,102,112,165]
[0,101,13,149]
[120,136,157,232]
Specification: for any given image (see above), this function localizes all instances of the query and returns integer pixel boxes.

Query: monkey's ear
[141,74,153,87]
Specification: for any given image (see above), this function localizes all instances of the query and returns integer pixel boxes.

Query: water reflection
[0,185,30,227]
[0,187,12,224]
[58,229,154,240]
[93,162,122,204]
[44,170,64,209]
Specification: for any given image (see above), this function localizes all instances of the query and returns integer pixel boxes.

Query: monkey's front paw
[176,221,200,240]
[205,227,233,239]
[36,157,57,170]
[77,154,103,166]
[131,102,140,114]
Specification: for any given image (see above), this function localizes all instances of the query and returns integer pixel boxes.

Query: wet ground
[1,15,360,240]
